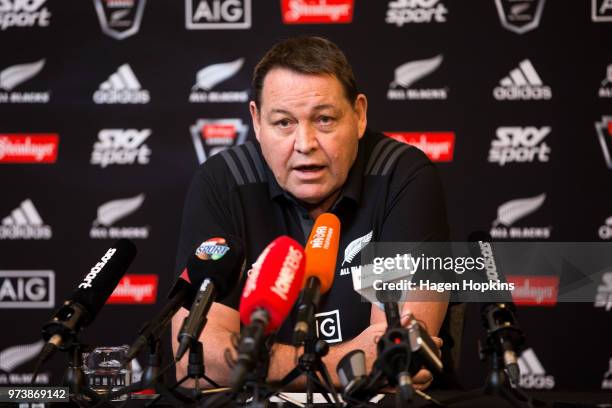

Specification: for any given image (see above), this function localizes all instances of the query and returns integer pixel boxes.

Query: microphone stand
[277,314,341,407]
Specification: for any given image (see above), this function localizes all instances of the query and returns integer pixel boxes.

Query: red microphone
[231,236,306,391]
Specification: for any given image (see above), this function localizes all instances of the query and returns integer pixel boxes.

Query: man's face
[250,68,367,206]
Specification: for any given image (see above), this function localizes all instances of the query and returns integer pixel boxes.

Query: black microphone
[175,236,245,360]
[38,239,136,363]
[469,231,524,384]
[125,236,244,362]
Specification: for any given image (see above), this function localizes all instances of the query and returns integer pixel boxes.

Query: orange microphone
[293,212,341,344]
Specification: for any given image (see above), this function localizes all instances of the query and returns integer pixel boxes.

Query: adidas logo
[90,194,149,239]
[493,59,552,100]
[518,348,555,389]
[0,199,52,240]
[93,63,150,104]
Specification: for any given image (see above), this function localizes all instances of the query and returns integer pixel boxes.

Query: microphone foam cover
[73,239,136,321]
[304,213,340,293]
[185,235,245,300]
[239,236,305,334]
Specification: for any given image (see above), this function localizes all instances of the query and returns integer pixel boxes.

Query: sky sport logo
[494,0,546,34]
[90,194,149,239]
[493,59,552,100]
[385,131,455,162]
[594,271,612,311]
[186,0,251,29]
[189,58,249,103]
[0,199,52,240]
[0,59,50,104]
[592,0,612,22]
[0,0,51,30]
[0,270,54,309]
[94,0,147,40]
[93,63,150,104]
[488,127,551,166]
[518,348,555,389]
[0,134,58,163]
[107,274,158,304]
[0,341,50,384]
[490,193,551,239]
[90,129,151,168]
[190,118,248,164]
[281,0,354,24]
[387,55,448,100]
[386,0,447,26]
[595,116,612,170]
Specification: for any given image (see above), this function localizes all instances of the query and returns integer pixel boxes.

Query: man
[172,36,449,390]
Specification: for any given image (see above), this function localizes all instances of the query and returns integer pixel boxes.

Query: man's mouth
[293,164,325,172]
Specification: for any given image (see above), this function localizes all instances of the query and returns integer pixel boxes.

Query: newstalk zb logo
[494,59,551,100]
[387,55,448,100]
[93,63,150,104]
[90,194,149,239]
[0,0,51,30]
[0,59,49,104]
[91,129,151,167]
[0,270,54,308]
[386,0,447,26]
[190,119,248,164]
[0,341,50,384]
[489,127,551,166]
[0,199,52,240]
[107,274,158,304]
[0,134,58,163]
[518,348,555,389]
[385,131,455,162]
[186,0,251,29]
[281,0,354,24]
[94,0,147,40]
[495,0,546,34]
[595,116,612,170]
[592,0,612,22]
[594,271,612,311]
[490,193,551,239]
[189,58,248,103]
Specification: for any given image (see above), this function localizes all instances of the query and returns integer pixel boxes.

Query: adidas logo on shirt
[0,199,52,240]
[493,59,552,100]
[93,63,150,104]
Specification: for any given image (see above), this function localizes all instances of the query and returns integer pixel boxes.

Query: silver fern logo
[0,60,49,104]
[387,55,447,100]
[490,193,551,239]
[189,58,248,103]
[90,194,149,239]
[342,231,373,266]
[0,340,50,384]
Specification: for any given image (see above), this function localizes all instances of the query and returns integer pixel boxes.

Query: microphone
[175,236,245,360]
[38,239,136,363]
[469,231,524,384]
[230,236,306,392]
[126,235,243,362]
[293,213,340,344]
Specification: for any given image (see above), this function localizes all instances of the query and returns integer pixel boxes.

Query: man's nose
[294,124,318,154]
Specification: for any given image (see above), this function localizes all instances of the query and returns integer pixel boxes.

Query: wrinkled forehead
[259,68,350,112]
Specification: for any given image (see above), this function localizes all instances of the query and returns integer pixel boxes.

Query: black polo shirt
[174,128,449,344]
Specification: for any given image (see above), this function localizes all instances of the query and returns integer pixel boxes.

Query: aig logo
[0,270,54,308]
[315,309,342,344]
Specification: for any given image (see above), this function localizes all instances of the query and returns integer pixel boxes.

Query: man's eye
[318,116,334,125]
[275,119,292,128]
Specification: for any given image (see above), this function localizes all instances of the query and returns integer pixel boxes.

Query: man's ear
[249,101,261,142]
[354,94,368,139]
